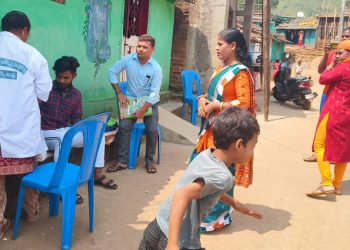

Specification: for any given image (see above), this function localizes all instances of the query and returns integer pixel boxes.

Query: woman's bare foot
[334,187,342,195]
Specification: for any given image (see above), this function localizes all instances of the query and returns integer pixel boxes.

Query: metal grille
[124,0,143,38]
[123,0,149,38]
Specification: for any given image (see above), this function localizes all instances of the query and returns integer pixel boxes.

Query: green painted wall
[148,0,175,92]
[271,40,278,61]
[279,43,285,59]
[271,40,286,61]
[304,30,316,46]
[1,0,175,117]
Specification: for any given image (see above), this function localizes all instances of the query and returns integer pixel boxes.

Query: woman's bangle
[219,102,224,111]
[197,95,203,101]
[231,100,241,107]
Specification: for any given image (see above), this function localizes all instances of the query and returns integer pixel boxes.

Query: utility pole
[262,0,271,121]
[336,0,346,41]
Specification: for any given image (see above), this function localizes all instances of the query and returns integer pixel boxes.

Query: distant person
[307,40,350,197]
[295,60,303,76]
[303,27,350,163]
[272,59,281,79]
[139,108,262,250]
[40,56,117,205]
[297,31,304,46]
[0,11,52,238]
[108,34,162,174]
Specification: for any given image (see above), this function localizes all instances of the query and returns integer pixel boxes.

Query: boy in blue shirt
[139,107,263,250]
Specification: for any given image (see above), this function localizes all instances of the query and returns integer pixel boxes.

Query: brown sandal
[94,175,118,190]
[145,164,157,174]
[106,163,127,173]
[0,218,11,239]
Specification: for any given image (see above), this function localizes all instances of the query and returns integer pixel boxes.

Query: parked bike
[272,58,317,110]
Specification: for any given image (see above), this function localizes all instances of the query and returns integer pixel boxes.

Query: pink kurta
[317,62,350,162]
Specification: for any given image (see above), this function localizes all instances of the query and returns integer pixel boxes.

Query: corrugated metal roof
[276,17,318,30]
[236,22,291,44]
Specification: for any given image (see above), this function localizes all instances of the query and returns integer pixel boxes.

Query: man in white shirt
[0,11,52,237]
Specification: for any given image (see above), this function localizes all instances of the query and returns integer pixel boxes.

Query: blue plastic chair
[129,122,161,169]
[118,82,162,169]
[180,70,201,125]
[13,112,111,250]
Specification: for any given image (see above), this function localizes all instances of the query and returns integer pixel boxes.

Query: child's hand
[249,210,263,220]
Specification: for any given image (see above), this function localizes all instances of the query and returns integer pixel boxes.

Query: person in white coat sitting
[0,11,52,239]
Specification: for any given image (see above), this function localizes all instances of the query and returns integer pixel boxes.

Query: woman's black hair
[53,56,80,73]
[218,28,252,72]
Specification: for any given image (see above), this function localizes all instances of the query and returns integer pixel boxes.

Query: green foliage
[272,0,349,17]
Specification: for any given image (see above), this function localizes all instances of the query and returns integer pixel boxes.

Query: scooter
[272,58,318,110]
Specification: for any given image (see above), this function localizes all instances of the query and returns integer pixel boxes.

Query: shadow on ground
[207,204,292,236]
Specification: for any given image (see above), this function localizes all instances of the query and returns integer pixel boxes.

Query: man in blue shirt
[108,34,162,173]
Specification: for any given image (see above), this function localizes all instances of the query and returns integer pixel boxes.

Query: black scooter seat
[287,76,307,83]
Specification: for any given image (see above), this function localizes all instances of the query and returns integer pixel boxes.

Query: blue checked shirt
[108,53,163,105]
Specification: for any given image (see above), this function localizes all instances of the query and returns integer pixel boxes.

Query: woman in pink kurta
[307,40,350,197]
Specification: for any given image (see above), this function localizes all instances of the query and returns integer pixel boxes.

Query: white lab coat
[0,31,52,158]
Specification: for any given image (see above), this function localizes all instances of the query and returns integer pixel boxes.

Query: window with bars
[123,0,149,38]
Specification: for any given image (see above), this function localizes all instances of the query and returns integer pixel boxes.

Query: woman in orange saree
[190,28,257,232]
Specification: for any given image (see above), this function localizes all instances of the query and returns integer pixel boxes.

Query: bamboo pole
[323,0,330,46]
[332,8,337,40]
[337,0,346,41]
[262,0,271,121]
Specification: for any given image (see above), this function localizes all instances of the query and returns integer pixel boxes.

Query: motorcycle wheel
[301,100,312,110]
[272,87,284,102]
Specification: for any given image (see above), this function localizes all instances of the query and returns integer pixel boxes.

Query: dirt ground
[2,55,350,250]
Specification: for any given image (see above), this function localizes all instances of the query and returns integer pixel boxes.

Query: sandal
[76,193,84,205]
[145,164,157,174]
[306,185,334,197]
[106,162,127,173]
[0,218,11,239]
[94,175,118,190]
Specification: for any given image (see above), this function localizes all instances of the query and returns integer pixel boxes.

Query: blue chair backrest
[119,81,127,95]
[50,112,111,188]
[181,70,201,99]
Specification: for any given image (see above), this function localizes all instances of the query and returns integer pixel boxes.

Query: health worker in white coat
[0,11,52,238]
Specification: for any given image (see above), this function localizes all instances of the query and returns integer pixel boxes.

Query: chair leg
[88,179,94,233]
[61,190,77,250]
[128,129,141,169]
[191,102,197,125]
[49,193,60,217]
[181,103,186,118]
[157,126,161,164]
[12,183,26,240]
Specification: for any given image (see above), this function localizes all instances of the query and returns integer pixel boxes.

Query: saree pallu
[0,148,34,176]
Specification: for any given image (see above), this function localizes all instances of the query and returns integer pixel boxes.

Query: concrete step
[158,106,198,145]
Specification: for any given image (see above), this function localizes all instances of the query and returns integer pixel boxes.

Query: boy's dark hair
[53,56,80,73]
[212,107,260,149]
[139,34,155,48]
[1,11,31,32]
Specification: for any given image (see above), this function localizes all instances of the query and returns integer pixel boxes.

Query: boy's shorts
[139,219,167,250]
[139,219,206,250]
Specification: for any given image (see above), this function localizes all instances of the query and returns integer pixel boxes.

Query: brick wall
[169,2,190,91]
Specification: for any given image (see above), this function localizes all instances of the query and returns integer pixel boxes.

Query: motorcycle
[272,58,318,110]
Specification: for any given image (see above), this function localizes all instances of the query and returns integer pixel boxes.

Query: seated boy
[139,107,262,250]
[39,56,117,204]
